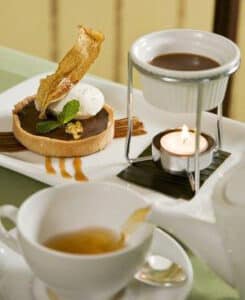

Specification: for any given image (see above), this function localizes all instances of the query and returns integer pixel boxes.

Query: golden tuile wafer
[36,26,104,118]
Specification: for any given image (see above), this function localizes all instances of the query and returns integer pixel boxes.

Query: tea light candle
[160,125,208,156]
[152,126,215,174]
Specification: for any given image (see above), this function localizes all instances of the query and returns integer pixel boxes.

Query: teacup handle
[0,205,20,253]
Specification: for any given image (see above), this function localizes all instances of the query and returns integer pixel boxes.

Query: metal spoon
[121,208,187,287]
[45,256,187,300]
[135,254,187,287]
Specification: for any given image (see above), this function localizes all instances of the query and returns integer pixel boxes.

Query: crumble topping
[65,121,84,140]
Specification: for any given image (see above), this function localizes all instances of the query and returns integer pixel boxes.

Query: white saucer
[0,229,193,300]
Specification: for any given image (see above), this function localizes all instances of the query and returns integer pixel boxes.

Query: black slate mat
[118,146,230,200]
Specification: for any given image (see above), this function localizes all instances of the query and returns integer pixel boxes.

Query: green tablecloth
[0,46,238,299]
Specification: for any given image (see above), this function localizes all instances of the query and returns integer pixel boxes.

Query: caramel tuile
[36,26,104,119]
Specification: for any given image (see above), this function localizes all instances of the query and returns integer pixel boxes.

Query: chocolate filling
[18,101,109,141]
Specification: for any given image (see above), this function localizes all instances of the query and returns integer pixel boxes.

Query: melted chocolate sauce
[150,53,220,71]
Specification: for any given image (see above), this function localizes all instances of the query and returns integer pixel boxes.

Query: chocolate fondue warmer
[125,29,240,193]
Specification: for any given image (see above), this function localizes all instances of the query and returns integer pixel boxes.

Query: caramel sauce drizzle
[59,158,72,179]
[45,157,88,181]
[114,117,147,138]
[73,157,88,181]
[45,157,56,175]
[0,132,26,152]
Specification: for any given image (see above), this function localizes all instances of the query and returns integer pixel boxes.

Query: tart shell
[12,96,114,157]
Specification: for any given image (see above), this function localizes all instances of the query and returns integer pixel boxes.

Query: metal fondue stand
[125,52,239,193]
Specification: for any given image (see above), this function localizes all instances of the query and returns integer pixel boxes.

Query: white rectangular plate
[0,73,245,219]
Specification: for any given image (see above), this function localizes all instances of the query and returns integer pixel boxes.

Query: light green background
[0,46,238,299]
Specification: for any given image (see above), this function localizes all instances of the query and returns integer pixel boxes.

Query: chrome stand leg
[186,158,195,192]
[216,102,223,151]
[194,83,203,193]
[125,53,133,164]
[125,54,152,164]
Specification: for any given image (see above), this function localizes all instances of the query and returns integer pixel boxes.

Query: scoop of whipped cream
[49,82,105,119]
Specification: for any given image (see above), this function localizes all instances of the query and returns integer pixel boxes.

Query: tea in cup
[0,183,154,300]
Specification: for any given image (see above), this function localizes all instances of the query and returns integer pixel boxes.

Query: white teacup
[0,183,157,300]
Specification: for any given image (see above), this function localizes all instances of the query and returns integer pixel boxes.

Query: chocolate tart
[13,96,114,157]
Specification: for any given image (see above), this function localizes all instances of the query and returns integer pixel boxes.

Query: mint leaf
[36,100,80,134]
[36,120,61,134]
[57,99,80,124]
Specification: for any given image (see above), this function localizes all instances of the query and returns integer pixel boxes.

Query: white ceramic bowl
[130,29,240,113]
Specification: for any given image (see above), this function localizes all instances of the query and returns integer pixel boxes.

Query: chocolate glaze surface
[18,101,109,140]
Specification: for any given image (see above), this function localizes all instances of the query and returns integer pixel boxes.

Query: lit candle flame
[181,124,190,144]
